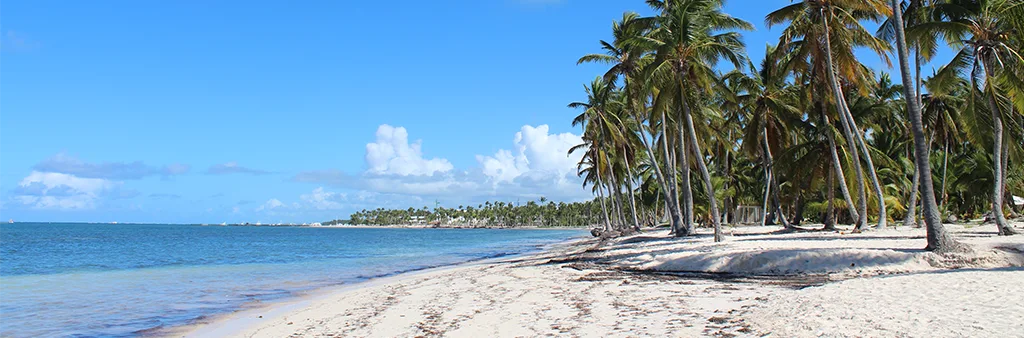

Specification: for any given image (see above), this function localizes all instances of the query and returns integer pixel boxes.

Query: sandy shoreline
[177,223,1024,338]
[312,224,590,230]
[171,239,593,337]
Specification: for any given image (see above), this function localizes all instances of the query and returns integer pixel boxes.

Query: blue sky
[1,0,951,224]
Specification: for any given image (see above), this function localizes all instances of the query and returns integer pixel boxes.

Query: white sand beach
[182,222,1024,338]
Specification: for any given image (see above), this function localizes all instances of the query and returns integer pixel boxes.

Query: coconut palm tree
[890,0,966,251]
[917,0,1023,235]
[768,0,894,229]
[731,45,802,229]
[570,77,628,232]
[578,12,681,233]
[642,0,753,241]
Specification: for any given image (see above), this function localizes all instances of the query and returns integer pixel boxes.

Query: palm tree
[890,0,964,251]
[570,77,627,232]
[768,0,894,229]
[918,0,1023,235]
[920,73,968,214]
[579,11,686,234]
[732,45,801,229]
[642,0,753,241]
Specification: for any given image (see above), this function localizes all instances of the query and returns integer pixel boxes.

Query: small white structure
[733,206,763,224]
[1013,196,1024,207]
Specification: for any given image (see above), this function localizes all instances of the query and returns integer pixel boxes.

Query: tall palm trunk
[608,183,621,230]
[916,45,923,108]
[984,80,1015,235]
[824,160,837,230]
[681,97,723,241]
[940,138,949,213]
[677,118,695,234]
[1002,137,1018,219]
[660,111,687,235]
[637,111,680,231]
[825,113,860,223]
[611,171,627,229]
[793,180,806,225]
[905,164,920,227]
[761,164,772,226]
[623,151,641,231]
[723,148,732,225]
[822,12,869,229]
[764,127,791,228]
[913,25,927,221]
[595,155,612,232]
[891,0,961,251]
[836,94,889,228]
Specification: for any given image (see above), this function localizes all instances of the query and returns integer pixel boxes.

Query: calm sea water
[0,222,585,337]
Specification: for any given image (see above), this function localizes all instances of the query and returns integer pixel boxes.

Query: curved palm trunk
[891,0,961,251]
[598,185,612,232]
[837,90,889,228]
[623,152,642,231]
[984,81,1016,235]
[906,44,924,226]
[681,99,723,241]
[822,13,869,229]
[826,114,860,224]
[764,127,791,228]
[639,123,679,230]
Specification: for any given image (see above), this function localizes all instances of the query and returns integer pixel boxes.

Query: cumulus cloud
[259,187,426,218]
[300,187,344,210]
[12,171,120,209]
[33,153,190,179]
[293,124,590,204]
[366,124,453,176]
[206,162,272,175]
[477,125,582,185]
[256,198,285,212]
[293,168,481,196]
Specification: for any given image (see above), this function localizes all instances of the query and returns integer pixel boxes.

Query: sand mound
[581,224,1024,277]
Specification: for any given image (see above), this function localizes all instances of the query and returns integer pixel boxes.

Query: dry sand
[181,222,1024,338]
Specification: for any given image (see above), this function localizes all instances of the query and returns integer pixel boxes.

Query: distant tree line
[326,197,631,228]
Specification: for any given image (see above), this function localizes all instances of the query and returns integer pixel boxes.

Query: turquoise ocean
[0,222,585,337]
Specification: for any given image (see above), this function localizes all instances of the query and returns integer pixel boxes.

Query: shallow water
[0,223,585,337]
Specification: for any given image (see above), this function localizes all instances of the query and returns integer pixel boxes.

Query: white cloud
[33,153,190,179]
[12,171,118,210]
[292,124,591,207]
[256,198,284,212]
[477,125,583,185]
[206,162,271,175]
[366,124,453,176]
[300,187,345,210]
